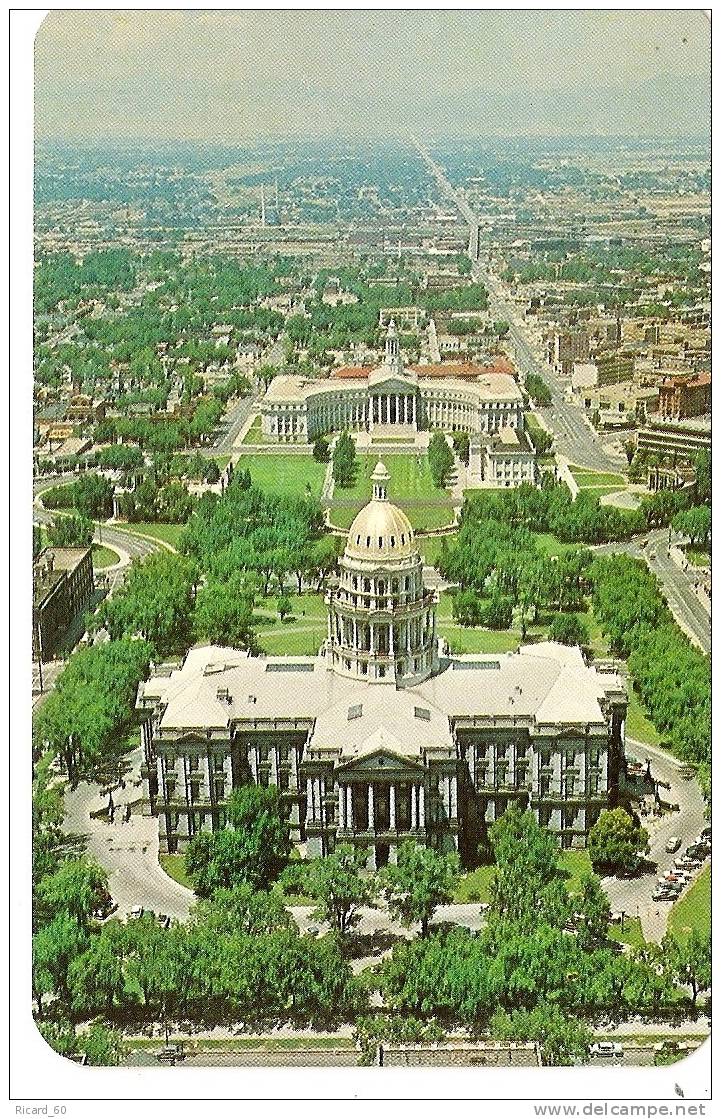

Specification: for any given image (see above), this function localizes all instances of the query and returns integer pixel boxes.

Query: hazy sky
[35,10,711,144]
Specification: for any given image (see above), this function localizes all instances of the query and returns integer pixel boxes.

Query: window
[414,706,431,722]
[348,704,363,721]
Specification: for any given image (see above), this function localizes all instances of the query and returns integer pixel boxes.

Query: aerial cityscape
[27,10,710,1082]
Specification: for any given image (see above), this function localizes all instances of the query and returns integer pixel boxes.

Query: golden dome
[344,461,416,563]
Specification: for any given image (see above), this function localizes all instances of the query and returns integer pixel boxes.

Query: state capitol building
[137,464,627,868]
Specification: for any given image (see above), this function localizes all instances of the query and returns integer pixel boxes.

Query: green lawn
[569,468,627,488]
[238,454,327,498]
[419,533,456,567]
[454,851,592,905]
[608,917,646,950]
[240,415,275,445]
[668,865,710,941]
[252,593,327,656]
[92,544,120,569]
[159,854,195,891]
[117,522,186,549]
[531,532,579,559]
[439,625,523,655]
[625,683,661,747]
[337,453,448,504]
[686,547,710,568]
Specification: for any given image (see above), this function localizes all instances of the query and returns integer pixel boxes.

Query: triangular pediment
[336,749,425,775]
[368,368,418,393]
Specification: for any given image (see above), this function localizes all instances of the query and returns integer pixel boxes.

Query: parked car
[155,1043,186,1065]
[129,905,144,919]
[652,889,677,902]
[157,913,171,929]
[700,827,711,843]
[590,1041,624,1058]
[665,836,681,853]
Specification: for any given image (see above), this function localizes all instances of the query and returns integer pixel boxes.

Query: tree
[548,612,590,647]
[67,928,126,1015]
[47,514,94,549]
[277,593,292,622]
[193,573,256,650]
[428,431,454,489]
[186,786,291,897]
[312,435,331,463]
[304,844,376,936]
[34,858,110,931]
[32,914,88,1014]
[574,873,611,950]
[98,552,197,656]
[78,1023,126,1067]
[490,1005,592,1066]
[489,804,570,930]
[694,449,711,504]
[588,808,649,875]
[381,840,459,937]
[191,883,292,937]
[525,373,552,407]
[332,431,357,488]
[662,929,711,1008]
[672,505,711,549]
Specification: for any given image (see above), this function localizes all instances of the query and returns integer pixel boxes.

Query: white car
[665,837,681,853]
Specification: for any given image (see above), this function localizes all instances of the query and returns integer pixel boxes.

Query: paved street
[411,140,626,473]
[593,528,711,655]
[63,744,194,922]
[207,392,258,454]
[602,737,707,943]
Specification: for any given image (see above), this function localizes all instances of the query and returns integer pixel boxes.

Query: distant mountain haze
[35,10,710,142]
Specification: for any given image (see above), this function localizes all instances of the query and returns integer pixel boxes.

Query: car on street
[590,1042,624,1058]
[652,889,677,902]
[665,837,681,853]
[129,905,145,919]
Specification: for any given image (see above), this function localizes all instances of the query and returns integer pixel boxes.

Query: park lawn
[584,607,610,657]
[439,624,522,655]
[608,917,646,951]
[252,593,327,656]
[667,865,710,942]
[159,854,195,891]
[419,533,456,567]
[584,486,630,500]
[454,865,495,903]
[239,454,327,498]
[337,452,450,504]
[531,532,579,559]
[241,415,276,446]
[686,547,710,568]
[117,522,186,548]
[569,468,627,488]
[92,544,120,569]
[559,849,593,895]
[625,683,661,747]
[454,851,592,904]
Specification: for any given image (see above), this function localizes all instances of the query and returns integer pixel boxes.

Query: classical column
[411,784,418,829]
[370,622,375,652]
[389,624,394,655]
[306,777,313,822]
[418,783,426,827]
[389,784,396,829]
[337,784,345,829]
[450,774,457,820]
[347,784,353,830]
[368,784,374,831]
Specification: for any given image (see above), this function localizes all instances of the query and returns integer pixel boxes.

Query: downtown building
[137,463,626,867]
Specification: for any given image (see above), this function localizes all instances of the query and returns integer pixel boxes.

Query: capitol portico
[137,463,626,868]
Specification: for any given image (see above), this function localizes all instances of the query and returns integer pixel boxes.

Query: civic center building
[261,322,526,442]
[137,463,626,867]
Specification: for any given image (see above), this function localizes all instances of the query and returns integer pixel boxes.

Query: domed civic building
[326,462,438,686]
[138,465,627,870]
